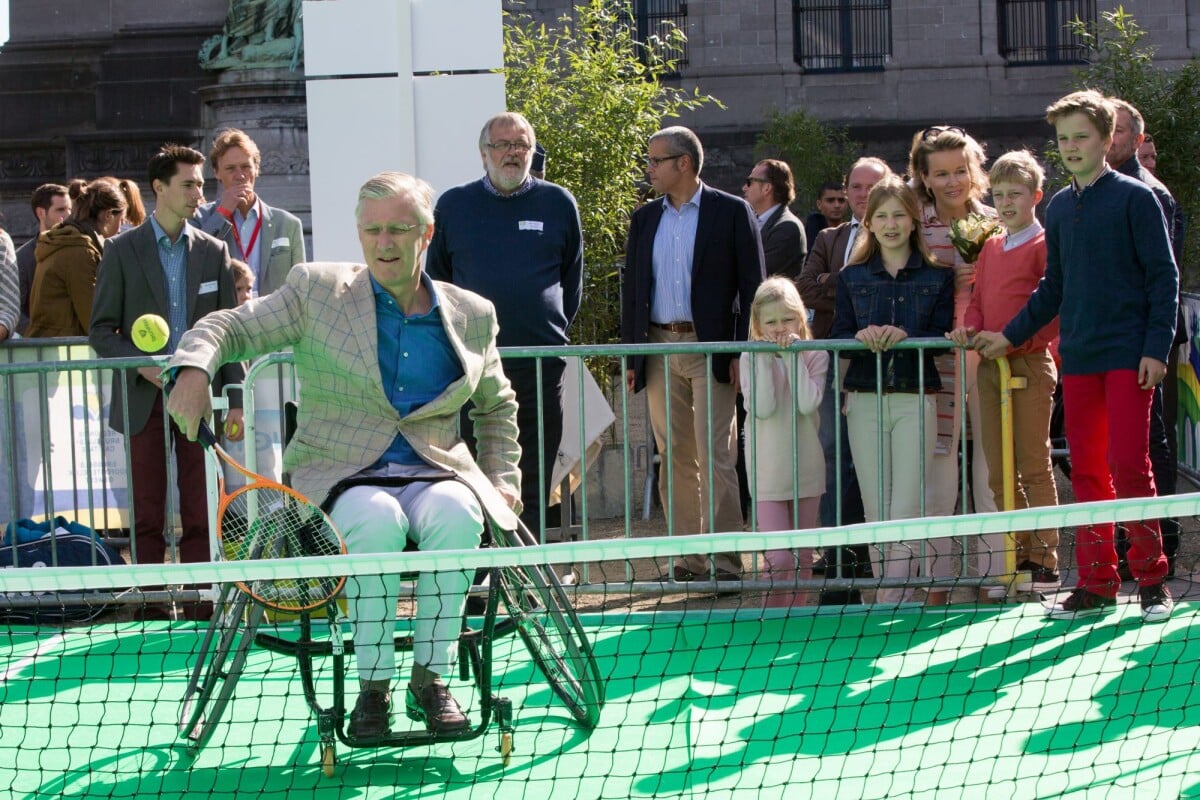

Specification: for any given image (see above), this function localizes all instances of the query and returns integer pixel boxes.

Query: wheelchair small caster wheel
[321,744,336,777]
[498,732,513,766]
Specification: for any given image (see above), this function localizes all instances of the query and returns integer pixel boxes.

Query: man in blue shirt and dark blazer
[89,145,244,619]
[622,126,765,582]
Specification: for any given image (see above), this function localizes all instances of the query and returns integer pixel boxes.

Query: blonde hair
[1046,90,1116,138]
[749,276,813,342]
[988,150,1045,193]
[848,176,933,266]
[908,125,989,206]
[355,171,435,225]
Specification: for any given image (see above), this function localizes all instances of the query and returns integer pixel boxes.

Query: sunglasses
[919,125,967,141]
[743,176,770,187]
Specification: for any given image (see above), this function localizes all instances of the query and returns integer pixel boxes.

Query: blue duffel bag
[1,518,125,624]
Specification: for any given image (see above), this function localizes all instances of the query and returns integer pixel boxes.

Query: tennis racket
[198,420,346,612]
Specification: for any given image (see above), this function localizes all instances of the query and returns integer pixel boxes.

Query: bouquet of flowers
[948,213,1003,263]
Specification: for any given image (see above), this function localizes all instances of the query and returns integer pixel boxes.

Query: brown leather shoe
[406,682,469,734]
[347,688,392,739]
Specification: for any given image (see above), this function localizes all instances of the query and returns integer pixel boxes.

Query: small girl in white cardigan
[739,277,828,607]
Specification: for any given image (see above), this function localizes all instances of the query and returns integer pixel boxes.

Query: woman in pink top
[908,125,999,602]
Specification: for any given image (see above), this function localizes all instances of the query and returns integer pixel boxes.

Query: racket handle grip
[197,420,218,448]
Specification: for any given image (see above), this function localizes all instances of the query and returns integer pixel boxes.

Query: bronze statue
[200,0,303,71]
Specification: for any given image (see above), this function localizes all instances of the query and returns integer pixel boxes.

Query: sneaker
[1044,588,1116,620]
[1139,582,1174,624]
[1015,560,1061,592]
[347,689,392,739]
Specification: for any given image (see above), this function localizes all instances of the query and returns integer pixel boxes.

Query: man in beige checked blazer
[167,171,521,740]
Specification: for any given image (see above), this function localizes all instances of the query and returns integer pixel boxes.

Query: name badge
[271,237,289,249]
[518,220,544,232]
[199,280,218,295]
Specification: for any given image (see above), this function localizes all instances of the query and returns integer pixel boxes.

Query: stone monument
[197,0,311,247]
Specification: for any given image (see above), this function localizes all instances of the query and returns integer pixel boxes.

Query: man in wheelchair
[165,171,522,739]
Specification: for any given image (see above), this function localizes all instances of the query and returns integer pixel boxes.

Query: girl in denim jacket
[831,177,956,605]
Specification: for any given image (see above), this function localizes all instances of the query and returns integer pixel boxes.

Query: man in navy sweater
[976,90,1177,623]
[426,112,584,536]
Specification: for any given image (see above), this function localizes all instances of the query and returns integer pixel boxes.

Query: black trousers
[461,357,567,533]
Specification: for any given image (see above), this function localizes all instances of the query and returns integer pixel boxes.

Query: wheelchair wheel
[178,581,265,752]
[495,526,604,729]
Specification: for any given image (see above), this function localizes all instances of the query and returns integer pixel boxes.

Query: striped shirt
[650,183,703,325]
[0,229,18,336]
[149,216,190,353]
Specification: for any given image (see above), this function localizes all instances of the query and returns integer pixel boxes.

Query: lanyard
[229,200,263,261]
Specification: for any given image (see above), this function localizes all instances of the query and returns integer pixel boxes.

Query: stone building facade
[513,0,1199,192]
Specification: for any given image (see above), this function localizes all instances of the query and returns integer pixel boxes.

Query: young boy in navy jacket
[975,90,1177,623]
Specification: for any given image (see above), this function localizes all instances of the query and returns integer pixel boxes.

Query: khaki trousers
[646,326,743,576]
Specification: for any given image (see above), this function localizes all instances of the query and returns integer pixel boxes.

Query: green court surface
[2,603,1199,799]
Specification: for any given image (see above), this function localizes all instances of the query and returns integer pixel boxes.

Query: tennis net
[2,492,1200,799]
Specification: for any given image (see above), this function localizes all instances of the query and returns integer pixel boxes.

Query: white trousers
[846,392,943,604]
[329,480,484,682]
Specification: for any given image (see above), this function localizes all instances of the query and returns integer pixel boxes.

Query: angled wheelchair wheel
[178,581,265,753]
[496,525,604,729]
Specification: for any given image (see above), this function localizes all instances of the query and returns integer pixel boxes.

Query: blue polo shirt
[372,273,463,466]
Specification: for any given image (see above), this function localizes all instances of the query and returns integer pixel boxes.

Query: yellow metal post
[996,356,1030,596]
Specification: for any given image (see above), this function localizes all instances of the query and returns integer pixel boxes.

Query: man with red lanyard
[195,128,306,297]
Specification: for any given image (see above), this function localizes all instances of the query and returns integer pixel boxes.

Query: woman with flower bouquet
[908,125,1002,604]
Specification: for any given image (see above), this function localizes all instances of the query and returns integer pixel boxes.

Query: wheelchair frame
[178,473,604,775]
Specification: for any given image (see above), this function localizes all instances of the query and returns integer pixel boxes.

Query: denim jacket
[830,251,955,393]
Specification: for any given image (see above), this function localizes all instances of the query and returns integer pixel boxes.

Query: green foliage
[753,108,859,211]
[503,0,722,348]
[1067,6,1200,285]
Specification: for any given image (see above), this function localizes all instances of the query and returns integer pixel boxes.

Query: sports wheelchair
[177,473,604,776]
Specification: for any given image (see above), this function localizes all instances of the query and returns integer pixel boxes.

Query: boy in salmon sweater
[948,151,1060,595]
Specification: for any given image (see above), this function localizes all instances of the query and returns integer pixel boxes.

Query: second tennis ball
[131,313,170,353]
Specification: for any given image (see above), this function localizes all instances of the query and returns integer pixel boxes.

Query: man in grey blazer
[193,128,306,297]
[90,145,244,614]
[742,158,806,279]
[167,171,521,741]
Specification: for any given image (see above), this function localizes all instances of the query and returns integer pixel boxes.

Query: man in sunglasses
[743,158,807,279]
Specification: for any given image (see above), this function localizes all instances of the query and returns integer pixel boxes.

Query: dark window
[998,0,1096,65]
[631,1,689,76]
[791,0,891,73]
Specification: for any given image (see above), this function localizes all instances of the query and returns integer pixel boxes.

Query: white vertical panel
[413,72,507,197]
[304,0,505,261]
[411,0,503,72]
[303,0,406,77]
[306,76,412,261]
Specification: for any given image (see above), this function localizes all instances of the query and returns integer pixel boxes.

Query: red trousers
[1062,370,1167,597]
[128,395,211,565]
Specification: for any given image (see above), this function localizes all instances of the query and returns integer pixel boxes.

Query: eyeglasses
[743,176,770,187]
[485,141,533,154]
[646,154,685,168]
[919,125,967,141]
[358,222,425,236]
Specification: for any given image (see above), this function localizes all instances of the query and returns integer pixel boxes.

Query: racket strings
[219,485,345,612]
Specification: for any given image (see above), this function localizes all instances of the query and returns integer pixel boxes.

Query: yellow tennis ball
[131,313,170,353]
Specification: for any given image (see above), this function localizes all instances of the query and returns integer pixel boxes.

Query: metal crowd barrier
[2,335,1033,602]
